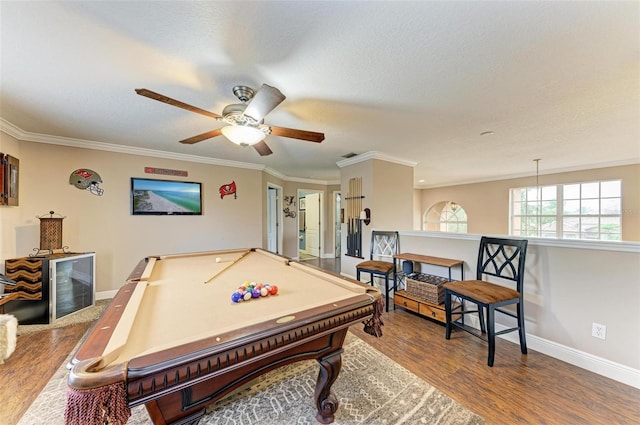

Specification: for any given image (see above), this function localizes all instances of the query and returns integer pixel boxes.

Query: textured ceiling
[1,1,638,187]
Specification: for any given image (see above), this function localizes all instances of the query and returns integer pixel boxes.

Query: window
[424,201,467,233]
[510,180,621,240]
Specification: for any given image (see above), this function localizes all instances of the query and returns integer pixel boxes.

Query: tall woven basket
[37,211,65,252]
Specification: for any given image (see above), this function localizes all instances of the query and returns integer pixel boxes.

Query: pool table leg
[314,348,343,424]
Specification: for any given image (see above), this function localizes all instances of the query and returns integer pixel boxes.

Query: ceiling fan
[135,84,324,156]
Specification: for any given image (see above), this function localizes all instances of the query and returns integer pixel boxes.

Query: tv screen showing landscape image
[131,178,202,215]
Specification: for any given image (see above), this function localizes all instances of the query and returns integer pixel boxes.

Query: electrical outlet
[592,322,606,340]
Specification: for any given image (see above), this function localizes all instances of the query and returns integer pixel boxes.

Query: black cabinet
[3,253,95,324]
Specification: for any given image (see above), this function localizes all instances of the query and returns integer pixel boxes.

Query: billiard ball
[216,257,222,263]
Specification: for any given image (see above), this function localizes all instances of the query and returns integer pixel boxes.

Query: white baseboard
[340,281,640,389]
[498,325,640,389]
[456,316,640,389]
[96,287,640,390]
[446,313,640,389]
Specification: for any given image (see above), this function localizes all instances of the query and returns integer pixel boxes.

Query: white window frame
[510,179,621,241]
[424,201,468,233]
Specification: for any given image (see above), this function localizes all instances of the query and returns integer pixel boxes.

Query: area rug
[19,333,483,425]
[17,299,109,335]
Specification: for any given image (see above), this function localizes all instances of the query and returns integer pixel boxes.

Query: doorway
[266,183,283,254]
[297,189,324,260]
[333,191,341,258]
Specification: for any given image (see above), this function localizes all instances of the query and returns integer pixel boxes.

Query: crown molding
[262,167,339,185]
[415,158,640,189]
[336,151,417,169]
[1,118,339,185]
[0,118,23,139]
[1,118,265,170]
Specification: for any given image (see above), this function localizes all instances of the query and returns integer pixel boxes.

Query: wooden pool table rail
[70,293,376,424]
[68,249,382,425]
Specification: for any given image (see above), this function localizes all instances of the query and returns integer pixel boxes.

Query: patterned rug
[19,333,483,425]
[16,299,109,335]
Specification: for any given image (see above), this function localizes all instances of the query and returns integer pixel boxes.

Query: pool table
[66,249,383,425]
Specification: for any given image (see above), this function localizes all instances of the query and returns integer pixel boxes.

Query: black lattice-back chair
[444,236,528,366]
[356,231,399,311]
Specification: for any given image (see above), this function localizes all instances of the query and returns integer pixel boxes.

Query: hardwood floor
[2,260,639,424]
[298,255,341,274]
[0,321,92,425]
[350,310,640,424]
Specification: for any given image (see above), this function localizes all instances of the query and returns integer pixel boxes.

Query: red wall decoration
[144,167,188,177]
[219,181,237,199]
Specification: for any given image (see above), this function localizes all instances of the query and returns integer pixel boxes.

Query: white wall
[418,164,640,241]
[339,158,373,272]
[399,231,640,388]
[1,133,340,295]
[5,132,637,387]
[0,133,21,262]
[0,135,264,293]
[339,155,414,273]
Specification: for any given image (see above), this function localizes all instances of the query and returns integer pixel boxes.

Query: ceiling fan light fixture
[221,125,266,146]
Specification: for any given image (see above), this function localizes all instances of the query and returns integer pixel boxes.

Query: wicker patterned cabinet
[393,253,464,324]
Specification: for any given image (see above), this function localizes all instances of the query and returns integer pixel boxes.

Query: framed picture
[0,154,19,206]
[131,177,202,215]
[299,197,306,211]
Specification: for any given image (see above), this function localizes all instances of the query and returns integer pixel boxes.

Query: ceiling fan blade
[253,141,273,156]
[135,88,221,120]
[179,129,223,144]
[268,125,325,143]
[242,84,285,122]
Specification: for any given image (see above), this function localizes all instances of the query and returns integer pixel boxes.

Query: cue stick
[357,177,361,256]
[353,218,356,255]
[349,177,353,218]
[348,220,351,254]
[357,217,362,257]
[348,178,353,255]
[357,176,361,258]
[204,250,251,284]
[357,177,361,221]
[348,218,352,255]
[359,177,362,219]
[354,218,357,257]
[352,177,356,255]
[353,177,357,256]
[352,177,357,255]
[346,179,350,254]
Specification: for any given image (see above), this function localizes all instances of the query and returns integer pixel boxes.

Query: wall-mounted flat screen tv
[131,177,202,215]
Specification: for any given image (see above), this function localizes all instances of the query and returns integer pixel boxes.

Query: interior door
[305,193,320,257]
[267,187,278,253]
[267,185,284,255]
[334,191,341,257]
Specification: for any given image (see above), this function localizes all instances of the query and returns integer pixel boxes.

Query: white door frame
[266,182,283,255]
[297,189,324,258]
[332,190,341,258]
